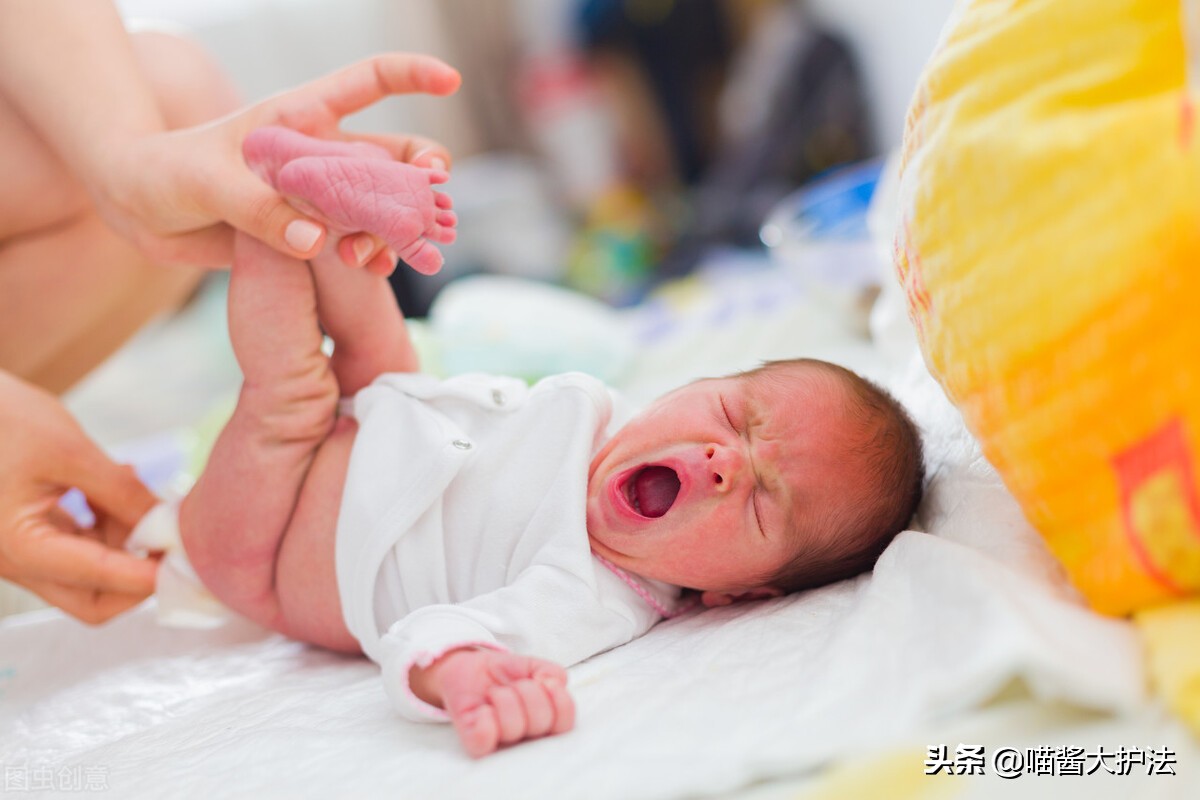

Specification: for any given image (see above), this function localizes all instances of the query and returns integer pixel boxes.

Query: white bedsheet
[0,326,1149,798]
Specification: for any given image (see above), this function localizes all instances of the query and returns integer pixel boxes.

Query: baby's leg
[179,234,337,634]
[184,130,454,644]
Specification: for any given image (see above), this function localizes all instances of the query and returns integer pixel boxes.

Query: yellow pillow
[897,0,1200,727]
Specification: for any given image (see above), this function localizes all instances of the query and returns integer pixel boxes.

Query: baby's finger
[543,679,576,735]
[486,685,527,745]
[530,660,570,688]
[454,705,499,760]
[435,192,454,210]
[512,679,554,738]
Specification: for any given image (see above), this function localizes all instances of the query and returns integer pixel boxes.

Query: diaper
[126,502,232,629]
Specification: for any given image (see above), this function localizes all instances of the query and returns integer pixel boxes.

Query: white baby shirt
[336,371,681,721]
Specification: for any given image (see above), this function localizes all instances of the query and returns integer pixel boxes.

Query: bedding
[1,253,1179,798]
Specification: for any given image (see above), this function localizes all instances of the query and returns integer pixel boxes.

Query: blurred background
[118,0,955,312]
[63,0,962,445]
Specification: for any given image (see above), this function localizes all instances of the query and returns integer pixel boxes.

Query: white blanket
[0,336,1144,799]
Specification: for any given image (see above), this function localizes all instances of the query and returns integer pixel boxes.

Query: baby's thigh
[275,416,360,652]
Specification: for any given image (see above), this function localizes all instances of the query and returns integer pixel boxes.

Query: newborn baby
[174,128,924,758]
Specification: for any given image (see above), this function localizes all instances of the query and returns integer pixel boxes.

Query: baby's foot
[243,127,456,274]
[276,156,455,275]
[242,125,393,180]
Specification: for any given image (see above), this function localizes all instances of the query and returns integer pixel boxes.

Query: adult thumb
[67,447,158,534]
[225,174,328,260]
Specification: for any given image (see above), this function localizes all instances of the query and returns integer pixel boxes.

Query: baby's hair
[742,358,925,593]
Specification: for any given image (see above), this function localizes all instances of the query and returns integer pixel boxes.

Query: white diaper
[126,502,232,629]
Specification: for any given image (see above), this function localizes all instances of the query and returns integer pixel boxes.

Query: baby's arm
[410,649,574,759]
[379,566,644,757]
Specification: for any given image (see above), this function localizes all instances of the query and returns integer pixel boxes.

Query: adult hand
[92,53,461,269]
[0,372,158,623]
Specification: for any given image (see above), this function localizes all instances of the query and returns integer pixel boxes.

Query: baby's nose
[705,444,744,493]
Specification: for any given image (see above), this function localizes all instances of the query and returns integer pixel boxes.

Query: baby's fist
[412,648,574,758]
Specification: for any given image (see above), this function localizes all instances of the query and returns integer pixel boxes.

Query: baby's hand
[410,648,575,758]
[243,126,456,275]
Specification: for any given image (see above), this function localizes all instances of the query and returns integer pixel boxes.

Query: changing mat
[0,343,1147,799]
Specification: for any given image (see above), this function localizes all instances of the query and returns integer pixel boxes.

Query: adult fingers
[52,444,157,534]
[210,171,328,260]
[337,233,390,269]
[21,578,148,625]
[347,131,453,170]
[363,248,398,277]
[11,525,157,596]
[295,54,462,122]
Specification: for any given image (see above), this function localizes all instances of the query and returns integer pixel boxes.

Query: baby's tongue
[633,466,680,518]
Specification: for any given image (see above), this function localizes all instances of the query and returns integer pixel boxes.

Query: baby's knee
[239,362,341,448]
[130,30,241,129]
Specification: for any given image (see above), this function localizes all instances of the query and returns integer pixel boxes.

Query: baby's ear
[699,587,784,608]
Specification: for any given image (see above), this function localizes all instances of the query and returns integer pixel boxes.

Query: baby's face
[587,367,860,599]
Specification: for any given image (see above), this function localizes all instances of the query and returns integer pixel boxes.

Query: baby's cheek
[655,534,734,586]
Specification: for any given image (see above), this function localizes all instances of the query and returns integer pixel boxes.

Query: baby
[172,128,924,758]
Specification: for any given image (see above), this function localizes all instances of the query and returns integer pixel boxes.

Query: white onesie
[336,371,682,721]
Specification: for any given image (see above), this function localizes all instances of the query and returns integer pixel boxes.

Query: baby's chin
[585,529,625,570]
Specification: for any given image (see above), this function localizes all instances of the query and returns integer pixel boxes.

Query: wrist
[408,647,479,708]
[80,132,161,215]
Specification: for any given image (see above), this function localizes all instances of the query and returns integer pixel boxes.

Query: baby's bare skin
[181,129,451,649]
[180,128,573,758]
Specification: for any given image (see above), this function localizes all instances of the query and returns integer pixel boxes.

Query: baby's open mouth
[623,465,681,518]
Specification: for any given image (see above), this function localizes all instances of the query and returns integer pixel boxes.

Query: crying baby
[161,127,924,758]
